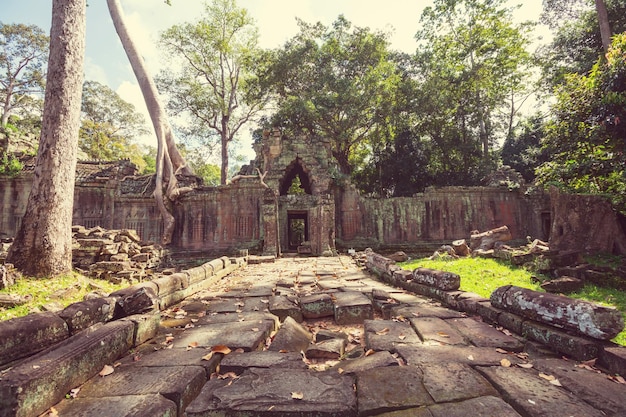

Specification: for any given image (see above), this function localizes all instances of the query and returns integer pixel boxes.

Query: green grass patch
[401,257,626,346]
[0,272,125,321]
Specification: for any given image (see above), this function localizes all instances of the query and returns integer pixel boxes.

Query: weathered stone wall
[335,185,550,251]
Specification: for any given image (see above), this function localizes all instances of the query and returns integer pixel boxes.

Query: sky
[3,0,549,162]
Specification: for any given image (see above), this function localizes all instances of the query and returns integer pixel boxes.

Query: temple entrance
[287,211,308,251]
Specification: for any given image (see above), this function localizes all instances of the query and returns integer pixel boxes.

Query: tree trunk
[220,116,229,185]
[6,0,86,277]
[107,0,193,244]
[595,0,612,53]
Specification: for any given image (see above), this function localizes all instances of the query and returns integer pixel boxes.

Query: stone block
[53,394,177,417]
[0,321,134,417]
[366,252,396,277]
[174,319,274,352]
[119,313,160,346]
[396,344,525,367]
[306,338,346,359]
[521,320,601,361]
[58,297,116,334]
[498,311,524,335]
[0,312,69,366]
[364,319,421,352]
[111,282,159,317]
[598,346,626,376]
[540,276,584,293]
[391,303,463,320]
[269,295,303,322]
[356,366,432,415]
[421,362,498,403]
[448,318,524,351]
[186,266,206,284]
[477,366,605,417]
[474,301,503,324]
[268,316,313,353]
[333,291,373,325]
[492,285,624,340]
[219,351,307,374]
[78,365,206,416]
[207,258,224,273]
[185,368,356,416]
[410,317,466,346]
[455,292,489,314]
[412,268,460,291]
[300,293,334,319]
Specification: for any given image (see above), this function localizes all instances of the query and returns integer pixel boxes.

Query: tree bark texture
[107,0,192,244]
[6,0,86,277]
[595,0,612,53]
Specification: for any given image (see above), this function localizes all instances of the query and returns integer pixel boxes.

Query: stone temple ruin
[1,129,562,257]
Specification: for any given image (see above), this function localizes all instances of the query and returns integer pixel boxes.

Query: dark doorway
[287,211,308,251]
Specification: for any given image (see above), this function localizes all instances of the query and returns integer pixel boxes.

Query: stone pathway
[49,256,625,417]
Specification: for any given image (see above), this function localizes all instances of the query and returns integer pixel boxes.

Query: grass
[401,257,626,346]
[0,272,125,321]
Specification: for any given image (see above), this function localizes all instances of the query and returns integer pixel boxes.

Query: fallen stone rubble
[1,253,626,417]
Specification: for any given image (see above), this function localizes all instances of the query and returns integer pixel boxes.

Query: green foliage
[537,33,626,213]
[500,115,550,182]
[0,152,23,176]
[157,0,266,184]
[0,272,125,321]
[79,81,149,171]
[259,15,400,176]
[0,23,49,126]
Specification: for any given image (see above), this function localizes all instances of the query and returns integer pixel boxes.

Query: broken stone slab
[532,357,626,416]
[477,365,606,417]
[269,295,303,322]
[58,297,116,334]
[491,285,624,340]
[448,318,524,351]
[268,316,313,353]
[191,368,356,416]
[540,276,584,293]
[78,365,206,416]
[0,312,69,366]
[152,274,185,296]
[364,319,421,352]
[428,396,522,417]
[420,362,498,403]
[219,351,307,374]
[316,329,349,343]
[174,319,274,352]
[0,320,134,417]
[333,291,373,325]
[521,320,601,361]
[469,225,512,250]
[409,317,467,346]
[111,282,159,317]
[53,394,177,417]
[356,366,433,416]
[0,294,29,308]
[412,268,460,291]
[333,350,399,374]
[306,337,347,360]
[396,345,525,367]
[366,252,397,277]
[300,293,335,319]
[119,313,160,346]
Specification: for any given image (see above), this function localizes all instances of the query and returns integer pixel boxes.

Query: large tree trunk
[595,0,612,53]
[107,0,193,244]
[6,0,86,277]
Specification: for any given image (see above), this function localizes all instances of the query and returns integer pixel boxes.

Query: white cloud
[116,80,155,147]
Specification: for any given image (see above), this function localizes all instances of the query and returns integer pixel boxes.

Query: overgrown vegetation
[0,272,125,321]
[401,256,626,346]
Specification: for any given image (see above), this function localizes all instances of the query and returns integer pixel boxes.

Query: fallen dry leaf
[539,373,556,381]
[467,355,475,361]
[500,358,512,368]
[338,368,345,374]
[291,392,304,400]
[68,387,80,399]
[365,349,375,357]
[45,407,59,417]
[437,332,450,338]
[495,348,509,354]
[549,378,563,387]
[375,328,390,335]
[202,352,215,361]
[518,363,534,369]
[211,345,232,355]
[188,341,199,348]
[398,334,406,340]
[528,399,536,405]
[99,364,114,377]
[251,327,259,332]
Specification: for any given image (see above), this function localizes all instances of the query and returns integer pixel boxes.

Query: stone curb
[364,251,625,364]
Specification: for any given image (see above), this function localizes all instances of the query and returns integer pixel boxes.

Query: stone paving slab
[356,366,433,416]
[300,293,335,318]
[477,365,607,417]
[332,350,399,374]
[428,395,522,417]
[395,344,526,366]
[185,368,356,417]
[219,351,307,374]
[410,317,467,345]
[420,362,498,403]
[448,317,525,351]
[532,358,626,416]
[53,394,178,417]
[120,347,222,378]
[173,319,274,351]
[333,291,373,324]
[269,295,303,322]
[78,365,206,415]
[391,303,464,320]
[363,319,421,352]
